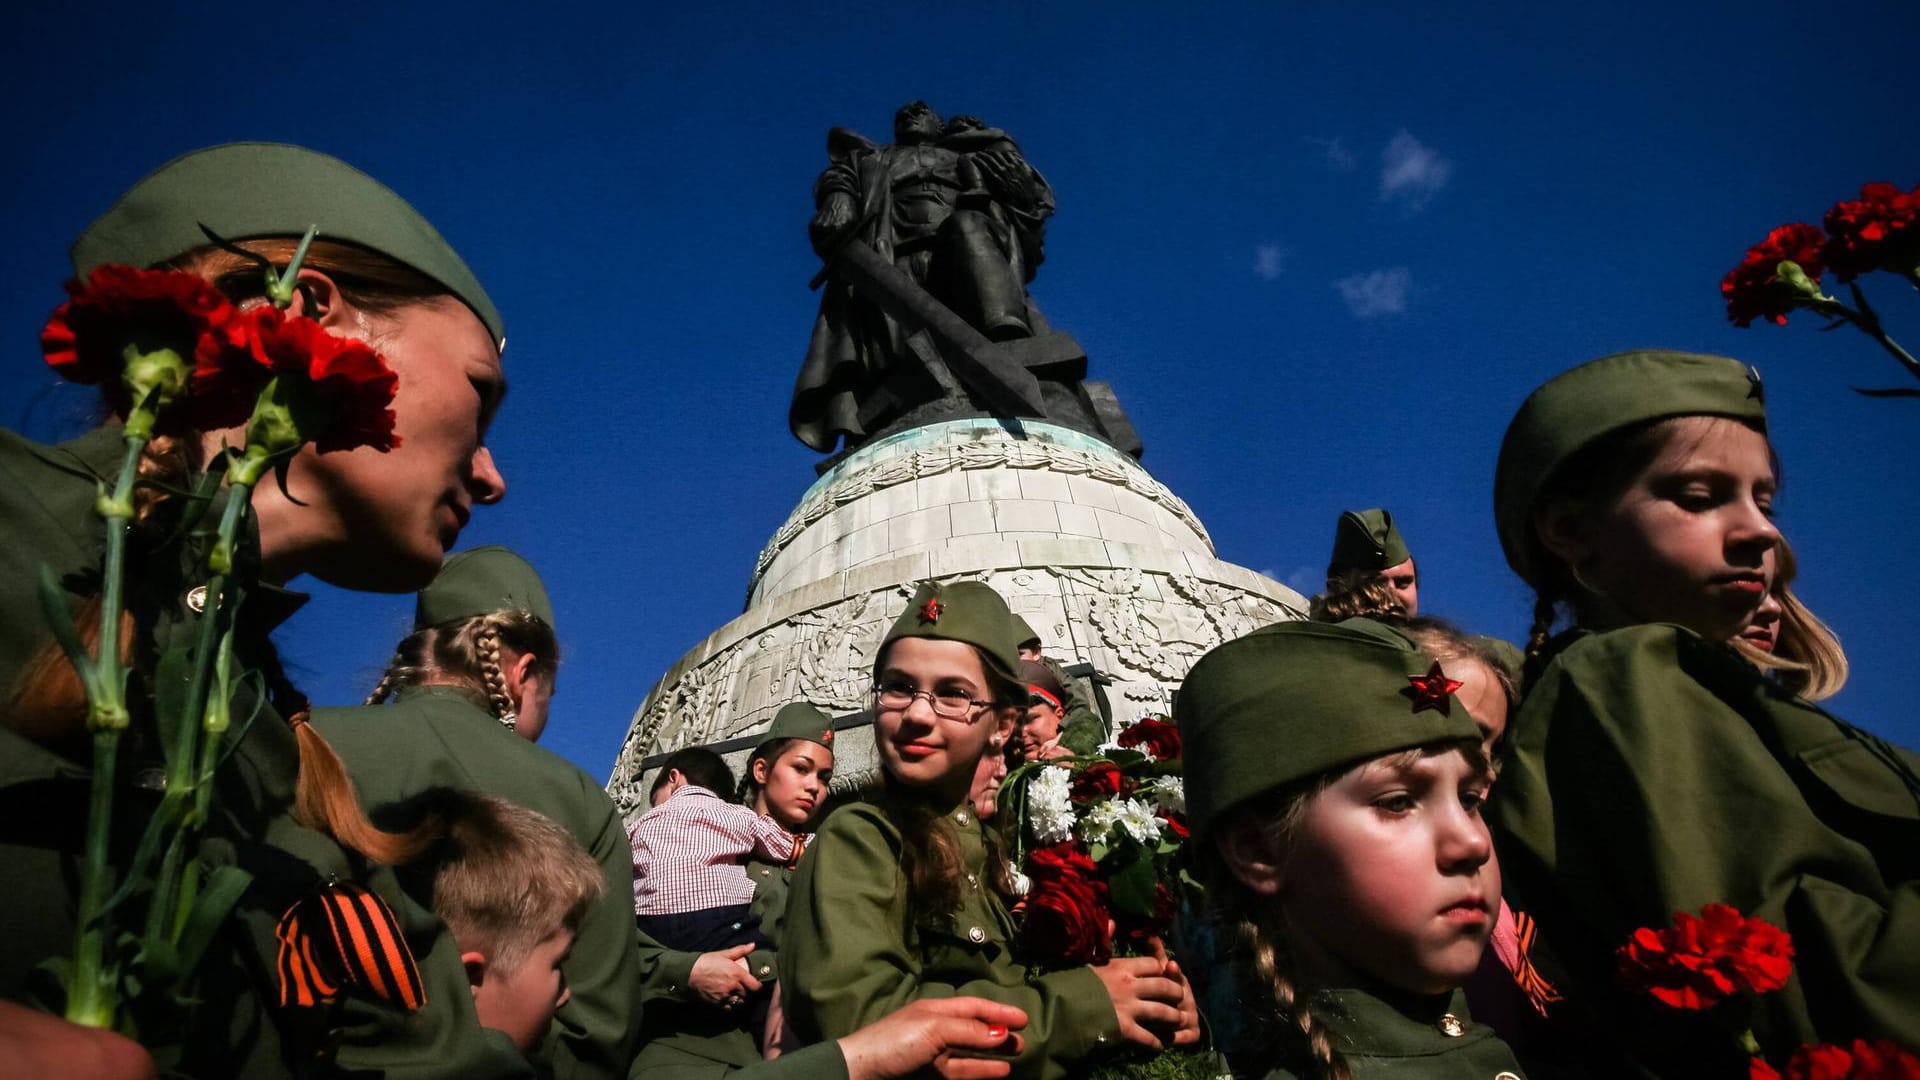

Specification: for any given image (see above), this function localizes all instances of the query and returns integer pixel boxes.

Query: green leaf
[173,866,251,975]
[1088,841,1109,863]
[35,565,93,677]
[1110,854,1157,918]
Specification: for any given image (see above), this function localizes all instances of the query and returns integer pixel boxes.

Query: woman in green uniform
[309,546,643,1080]
[779,581,1200,1080]
[1179,618,1528,1079]
[631,703,836,1078]
[0,143,531,1077]
[1488,349,1920,1072]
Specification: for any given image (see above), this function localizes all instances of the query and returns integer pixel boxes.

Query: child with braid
[1488,350,1920,1073]
[1178,619,1526,1079]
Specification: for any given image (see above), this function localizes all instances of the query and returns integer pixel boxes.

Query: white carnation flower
[1077,798,1124,844]
[1028,765,1076,845]
[1009,870,1032,896]
[1148,775,1185,815]
[1114,798,1163,846]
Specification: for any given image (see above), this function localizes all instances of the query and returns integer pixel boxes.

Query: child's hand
[1090,954,1189,1051]
[689,942,762,1008]
[1146,937,1203,1047]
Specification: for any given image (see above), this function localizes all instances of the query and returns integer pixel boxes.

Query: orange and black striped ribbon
[785,834,808,870]
[1509,910,1563,1014]
[275,882,425,1012]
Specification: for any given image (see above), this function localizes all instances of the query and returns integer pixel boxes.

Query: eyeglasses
[872,682,993,720]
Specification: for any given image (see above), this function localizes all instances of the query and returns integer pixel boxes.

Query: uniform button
[966,874,978,888]
[760,868,771,877]
[954,811,969,825]
[731,922,743,931]
[1437,1014,1465,1037]
[1495,1073,1522,1080]
[967,927,986,943]
[185,585,208,613]
[757,965,772,977]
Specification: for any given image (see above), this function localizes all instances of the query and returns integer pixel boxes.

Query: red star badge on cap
[820,727,834,744]
[1406,662,1464,715]
[919,597,943,624]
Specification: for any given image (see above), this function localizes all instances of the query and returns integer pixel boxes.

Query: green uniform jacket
[629,857,806,1079]
[780,796,1120,1080]
[0,425,531,1078]
[1489,625,1920,1071]
[1248,989,1524,1079]
[312,686,645,1080]
[1043,656,1105,758]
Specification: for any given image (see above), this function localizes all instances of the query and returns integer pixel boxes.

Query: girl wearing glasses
[778,581,1201,1080]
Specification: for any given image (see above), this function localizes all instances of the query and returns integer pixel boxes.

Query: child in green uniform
[1180,618,1528,1080]
[0,142,532,1078]
[781,582,1200,1080]
[1488,349,1920,1071]
[631,704,837,1078]
[313,546,643,1080]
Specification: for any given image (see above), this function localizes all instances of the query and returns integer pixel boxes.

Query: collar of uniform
[392,682,492,713]
[1306,986,1485,1057]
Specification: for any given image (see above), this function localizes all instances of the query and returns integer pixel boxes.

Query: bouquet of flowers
[1721,181,1920,396]
[1005,716,1193,969]
[33,226,402,1034]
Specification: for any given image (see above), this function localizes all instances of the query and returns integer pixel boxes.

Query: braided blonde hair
[1202,775,1351,1080]
[366,610,559,723]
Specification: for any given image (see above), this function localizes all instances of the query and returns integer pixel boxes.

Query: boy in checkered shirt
[628,746,805,960]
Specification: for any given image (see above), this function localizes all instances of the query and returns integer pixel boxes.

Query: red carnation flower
[1781,1040,1920,1080]
[40,265,235,414]
[1116,717,1182,761]
[1821,182,1920,282]
[1616,904,1795,1010]
[204,307,401,453]
[1722,223,1829,328]
[1026,841,1098,883]
[1755,1058,1783,1080]
[1020,872,1111,966]
[1071,761,1128,801]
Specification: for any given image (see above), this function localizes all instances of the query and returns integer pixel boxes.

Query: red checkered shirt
[628,785,806,916]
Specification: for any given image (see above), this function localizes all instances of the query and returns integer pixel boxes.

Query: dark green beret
[763,702,836,752]
[1495,350,1767,587]
[879,581,1021,687]
[1176,618,1481,837]
[415,546,554,630]
[71,142,504,350]
[1327,508,1412,577]
[1009,613,1042,649]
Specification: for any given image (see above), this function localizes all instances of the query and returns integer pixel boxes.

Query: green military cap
[1176,618,1481,837]
[1019,659,1066,710]
[879,581,1021,685]
[1009,613,1042,650]
[1327,508,1412,577]
[1494,349,1767,587]
[72,142,505,351]
[764,701,836,751]
[415,546,555,630]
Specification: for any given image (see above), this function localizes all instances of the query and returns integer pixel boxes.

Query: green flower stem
[147,485,252,948]
[65,414,153,1028]
[1840,282,1920,384]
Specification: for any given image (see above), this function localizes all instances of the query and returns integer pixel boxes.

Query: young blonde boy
[430,792,605,1055]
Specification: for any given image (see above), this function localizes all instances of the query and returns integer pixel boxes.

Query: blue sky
[3,1,1915,778]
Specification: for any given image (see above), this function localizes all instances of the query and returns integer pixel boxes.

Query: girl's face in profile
[1278,747,1498,995]
[1552,416,1779,642]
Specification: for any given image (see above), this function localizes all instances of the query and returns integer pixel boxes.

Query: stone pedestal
[606,419,1304,814]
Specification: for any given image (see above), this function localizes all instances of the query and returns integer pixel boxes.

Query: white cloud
[1379,130,1450,210]
[1314,136,1356,171]
[1333,267,1412,318]
[1253,243,1289,280]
